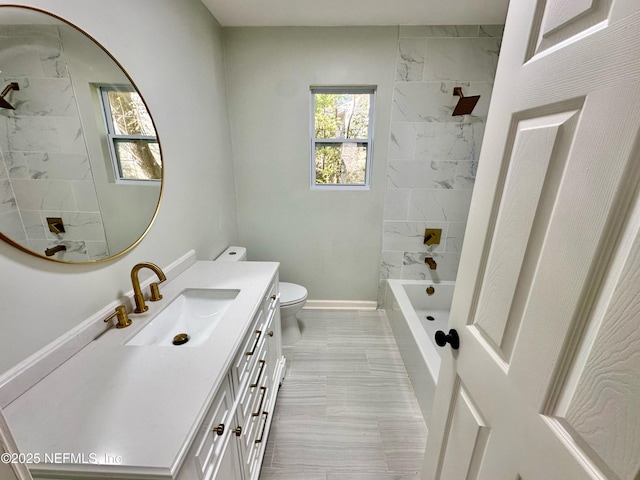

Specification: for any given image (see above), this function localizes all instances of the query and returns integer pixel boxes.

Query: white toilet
[215,246,307,345]
[277,281,307,344]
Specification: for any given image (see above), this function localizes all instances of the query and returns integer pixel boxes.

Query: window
[311,87,375,189]
[99,86,161,182]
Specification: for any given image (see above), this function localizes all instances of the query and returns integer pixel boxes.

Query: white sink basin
[126,288,239,347]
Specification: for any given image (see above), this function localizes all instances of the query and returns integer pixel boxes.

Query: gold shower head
[452,87,480,116]
[0,82,19,110]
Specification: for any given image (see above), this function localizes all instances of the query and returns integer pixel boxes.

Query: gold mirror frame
[0,5,163,264]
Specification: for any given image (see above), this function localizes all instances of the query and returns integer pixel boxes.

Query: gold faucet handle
[103,305,132,329]
[424,228,442,246]
[150,282,163,301]
[115,305,132,328]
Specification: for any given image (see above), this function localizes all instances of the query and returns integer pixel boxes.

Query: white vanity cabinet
[177,376,238,480]
[4,261,285,480]
[177,274,284,480]
[231,278,281,480]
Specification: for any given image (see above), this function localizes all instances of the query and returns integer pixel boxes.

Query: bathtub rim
[386,279,456,385]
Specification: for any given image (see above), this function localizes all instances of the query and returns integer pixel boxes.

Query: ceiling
[201,0,510,27]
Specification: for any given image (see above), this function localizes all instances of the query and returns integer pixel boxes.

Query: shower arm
[1,82,19,98]
[453,87,465,99]
[0,83,20,110]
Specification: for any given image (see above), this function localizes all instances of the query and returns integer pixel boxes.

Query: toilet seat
[279,282,307,307]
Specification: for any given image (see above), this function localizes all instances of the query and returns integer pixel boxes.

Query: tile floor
[259,309,427,479]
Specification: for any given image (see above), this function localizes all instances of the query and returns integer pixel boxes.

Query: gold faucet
[44,244,67,256]
[131,262,167,313]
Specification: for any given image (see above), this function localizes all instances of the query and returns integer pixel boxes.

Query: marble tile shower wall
[378,25,503,305]
[0,25,108,261]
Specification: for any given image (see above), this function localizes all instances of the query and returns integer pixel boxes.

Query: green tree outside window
[312,89,374,188]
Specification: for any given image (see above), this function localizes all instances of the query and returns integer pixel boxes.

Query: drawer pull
[269,294,279,308]
[232,426,242,437]
[268,331,274,337]
[213,423,224,436]
[246,330,262,356]
[252,387,268,417]
[255,411,269,444]
[251,360,266,388]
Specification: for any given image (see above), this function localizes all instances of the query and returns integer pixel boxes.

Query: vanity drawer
[236,309,275,470]
[237,304,275,421]
[192,375,235,480]
[241,392,272,480]
[237,341,268,423]
[231,309,266,392]
[238,398,271,479]
[244,411,271,479]
[262,278,279,316]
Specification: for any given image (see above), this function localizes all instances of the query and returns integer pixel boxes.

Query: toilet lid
[279,282,307,306]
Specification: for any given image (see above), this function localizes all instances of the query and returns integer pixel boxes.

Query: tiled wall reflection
[378,25,503,304]
[0,25,108,261]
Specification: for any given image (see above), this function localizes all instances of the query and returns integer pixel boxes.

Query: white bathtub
[384,279,454,426]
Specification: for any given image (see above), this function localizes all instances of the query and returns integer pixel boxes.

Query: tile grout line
[260,310,425,479]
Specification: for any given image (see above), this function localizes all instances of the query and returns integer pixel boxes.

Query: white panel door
[422,1,640,479]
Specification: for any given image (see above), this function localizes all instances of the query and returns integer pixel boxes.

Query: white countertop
[4,260,279,479]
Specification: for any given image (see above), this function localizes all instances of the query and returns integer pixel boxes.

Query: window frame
[310,86,375,190]
[98,85,160,184]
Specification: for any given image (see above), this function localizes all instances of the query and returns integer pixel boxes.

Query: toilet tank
[214,246,247,262]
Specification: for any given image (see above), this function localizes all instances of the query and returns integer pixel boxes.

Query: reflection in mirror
[99,86,161,181]
[0,6,162,263]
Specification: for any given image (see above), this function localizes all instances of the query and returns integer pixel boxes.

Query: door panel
[422,1,640,479]
[473,110,578,362]
[509,85,640,409]
[439,380,491,479]
[535,0,613,56]
[551,221,640,479]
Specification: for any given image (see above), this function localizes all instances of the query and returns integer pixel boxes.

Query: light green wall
[0,0,238,374]
[225,27,398,302]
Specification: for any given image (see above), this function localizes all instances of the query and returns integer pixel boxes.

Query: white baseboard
[303,300,377,310]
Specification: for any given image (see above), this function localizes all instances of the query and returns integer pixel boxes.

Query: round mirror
[0,6,163,263]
